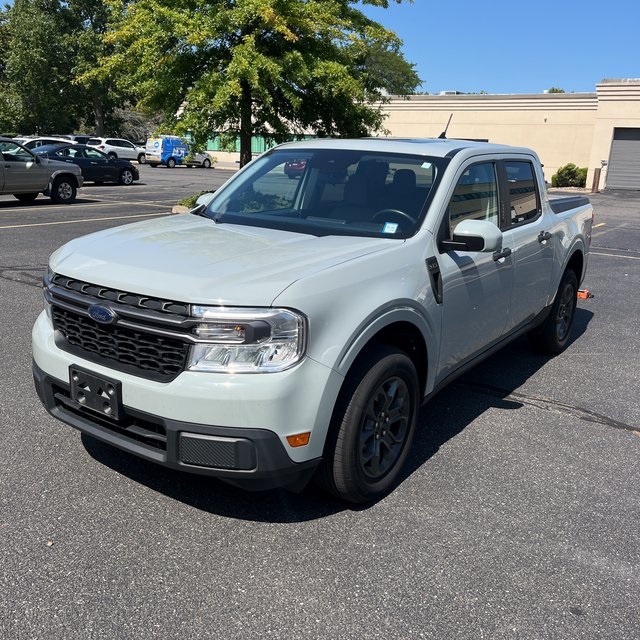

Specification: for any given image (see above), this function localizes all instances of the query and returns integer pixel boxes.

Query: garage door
[606,128,640,190]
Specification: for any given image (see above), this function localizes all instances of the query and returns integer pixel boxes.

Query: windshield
[203,148,447,237]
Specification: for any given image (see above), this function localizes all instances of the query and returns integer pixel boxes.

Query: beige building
[381,79,640,190]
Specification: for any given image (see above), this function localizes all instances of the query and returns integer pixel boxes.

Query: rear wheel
[50,177,77,204]
[528,269,578,354]
[166,157,176,168]
[137,153,146,164]
[318,345,419,503]
[14,192,38,203]
[107,152,117,160]
[119,168,135,185]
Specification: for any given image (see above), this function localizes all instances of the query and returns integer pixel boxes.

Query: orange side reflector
[578,289,594,299]
[286,432,311,447]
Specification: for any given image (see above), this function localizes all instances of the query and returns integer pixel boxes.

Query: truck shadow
[82,307,594,522]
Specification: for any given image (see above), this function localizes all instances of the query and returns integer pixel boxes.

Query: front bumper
[33,361,321,491]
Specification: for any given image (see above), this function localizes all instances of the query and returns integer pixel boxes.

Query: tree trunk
[239,81,252,167]
[93,94,104,136]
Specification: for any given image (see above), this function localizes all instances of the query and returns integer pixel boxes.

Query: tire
[528,269,578,355]
[50,177,77,204]
[137,153,146,164]
[166,157,176,168]
[202,158,211,169]
[14,192,38,203]
[318,345,419,503]
[107,152,117,160]
[119,168,134,185]
[149,163,158,168]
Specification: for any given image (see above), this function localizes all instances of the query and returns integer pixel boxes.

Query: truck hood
[50,214,394,305]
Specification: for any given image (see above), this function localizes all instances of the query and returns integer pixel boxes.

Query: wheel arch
[45,171,81,193]
[334,306,435,401]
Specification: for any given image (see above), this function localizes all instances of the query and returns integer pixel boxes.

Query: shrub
[178,191,214,208]
[551,163,587,188]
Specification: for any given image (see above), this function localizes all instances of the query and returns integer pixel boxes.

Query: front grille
[52,307,189,382]
[47,272,195,382]
[51,273,189,317]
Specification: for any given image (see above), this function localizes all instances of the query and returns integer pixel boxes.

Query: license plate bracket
[69,366,123,421]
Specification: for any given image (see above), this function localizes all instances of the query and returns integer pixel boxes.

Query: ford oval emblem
[88,304,118,325]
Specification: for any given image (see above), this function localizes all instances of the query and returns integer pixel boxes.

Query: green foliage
[0,0,135,135]
[547,87,566,93]
[551,163,587,188]
[177,191,215,208]
[94,0,420,165]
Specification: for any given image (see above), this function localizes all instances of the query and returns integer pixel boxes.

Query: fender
[335,300,439,396]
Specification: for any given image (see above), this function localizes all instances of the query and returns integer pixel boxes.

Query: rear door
[435,159,514,381]
[500,159,554,332]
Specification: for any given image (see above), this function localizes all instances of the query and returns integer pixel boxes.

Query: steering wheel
[371,208,416,224]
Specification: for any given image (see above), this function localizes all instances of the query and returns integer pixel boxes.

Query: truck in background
[145,136,212,169]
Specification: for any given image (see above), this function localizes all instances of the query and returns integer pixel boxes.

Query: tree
[93,0,420,166]
[547,87,566,93]
[1,0,133,135]
[2,0,80,133]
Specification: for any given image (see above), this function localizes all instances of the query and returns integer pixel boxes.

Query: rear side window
[505,161,540,225]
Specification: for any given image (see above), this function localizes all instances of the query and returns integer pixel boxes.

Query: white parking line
[0,200,173,216]
[0,211,173,230]
[591,251,640,261]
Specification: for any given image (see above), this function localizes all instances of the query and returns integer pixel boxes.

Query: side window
[448,162,499,236]
[0,141,34,163]
[505,161,539,225]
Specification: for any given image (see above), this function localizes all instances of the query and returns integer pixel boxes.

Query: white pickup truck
[32,139,593,502]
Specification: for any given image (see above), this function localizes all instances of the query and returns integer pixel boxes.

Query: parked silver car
[0,137,83,204]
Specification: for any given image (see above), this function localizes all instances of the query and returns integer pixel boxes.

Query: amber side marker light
[287,432,311,447]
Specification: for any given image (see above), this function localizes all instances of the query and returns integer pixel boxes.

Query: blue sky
[361,0,640,94]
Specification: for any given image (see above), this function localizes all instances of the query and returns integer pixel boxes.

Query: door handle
[538,231,553,243]
[493,247,512,262]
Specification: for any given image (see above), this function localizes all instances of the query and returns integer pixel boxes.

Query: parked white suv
[13,136,77,150]
[87,137,146,164]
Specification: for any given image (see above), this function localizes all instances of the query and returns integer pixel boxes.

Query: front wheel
[528,269,578,354]
[202,158,211,169]
[166,157,176,168]
[119,168,135,185]
[50,177,77,204]
[137,153,146,164]
[318,345,419,503]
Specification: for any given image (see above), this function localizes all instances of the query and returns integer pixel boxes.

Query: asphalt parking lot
[1,167,638,640]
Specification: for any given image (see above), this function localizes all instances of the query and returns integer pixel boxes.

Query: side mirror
[440,219,503,253]
[195,191,216,207]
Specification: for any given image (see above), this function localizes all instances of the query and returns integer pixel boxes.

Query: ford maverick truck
[32,139,593,502]
[1,137,83,204]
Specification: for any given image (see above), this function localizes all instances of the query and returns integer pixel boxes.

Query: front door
[0,141,46,192]
[434,160,514,383]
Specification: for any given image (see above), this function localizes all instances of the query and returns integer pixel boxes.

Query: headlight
[187,307,306,373]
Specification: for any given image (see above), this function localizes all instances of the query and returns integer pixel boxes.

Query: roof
[273,137,535,159]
